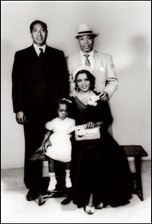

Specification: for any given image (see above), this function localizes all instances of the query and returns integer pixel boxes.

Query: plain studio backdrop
[1,2,151,168]
[1,2,151,223]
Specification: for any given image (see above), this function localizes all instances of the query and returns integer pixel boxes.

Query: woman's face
[57,104,68,120]
[76,73,91,92]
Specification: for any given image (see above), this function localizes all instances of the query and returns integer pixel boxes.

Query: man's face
[78,35,94,53]
[31,23,48,46]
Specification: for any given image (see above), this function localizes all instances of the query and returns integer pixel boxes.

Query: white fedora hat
[75,23,99,39]
[72,65,93,81]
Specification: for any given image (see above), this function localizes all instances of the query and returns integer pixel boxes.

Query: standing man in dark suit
[12,20,69,201]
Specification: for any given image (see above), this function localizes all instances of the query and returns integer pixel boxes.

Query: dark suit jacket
[12,45,69,121]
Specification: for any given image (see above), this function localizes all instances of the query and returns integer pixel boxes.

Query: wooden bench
[121,145,148,201]
[37,145,148,205]
[37,162,71,206]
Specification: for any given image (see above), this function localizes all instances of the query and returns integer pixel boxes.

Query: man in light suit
[67,23,118,101]
[12,20,69,201]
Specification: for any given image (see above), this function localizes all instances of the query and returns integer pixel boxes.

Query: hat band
[78,31,93,34]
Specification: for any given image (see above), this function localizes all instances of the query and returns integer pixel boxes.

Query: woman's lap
[71,135,133,207]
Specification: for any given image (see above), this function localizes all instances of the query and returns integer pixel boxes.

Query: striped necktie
[84,54,91,67]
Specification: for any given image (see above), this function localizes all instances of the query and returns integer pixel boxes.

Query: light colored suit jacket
[67,50,118,98]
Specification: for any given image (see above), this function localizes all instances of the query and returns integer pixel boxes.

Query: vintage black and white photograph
[1,1,151,223]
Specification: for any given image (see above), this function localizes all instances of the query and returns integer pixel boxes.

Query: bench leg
[134,156,144,201]
[37,179,47,206]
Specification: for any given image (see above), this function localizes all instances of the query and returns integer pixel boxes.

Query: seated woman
[69,68,133,214]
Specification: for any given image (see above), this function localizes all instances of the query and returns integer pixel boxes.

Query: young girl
[38,99,75,191]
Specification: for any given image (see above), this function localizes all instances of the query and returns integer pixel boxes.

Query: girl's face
[57,103,68,120]
[76,73,91,92]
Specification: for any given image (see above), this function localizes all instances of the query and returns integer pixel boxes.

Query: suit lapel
[28,45,39,60]
[75,53,81,65]
[93,51,102,70]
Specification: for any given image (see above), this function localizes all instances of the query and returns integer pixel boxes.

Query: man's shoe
[61,197,72,205]
[26,189,39,201]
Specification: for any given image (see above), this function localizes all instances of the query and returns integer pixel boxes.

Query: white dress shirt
[33,43,46,56]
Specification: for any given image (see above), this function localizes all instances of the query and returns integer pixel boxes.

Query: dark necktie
[84,54,91,67]
[39,48,44,59]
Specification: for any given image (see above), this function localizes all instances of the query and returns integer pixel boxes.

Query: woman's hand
[86,122,96,129]
[95,121,104,127]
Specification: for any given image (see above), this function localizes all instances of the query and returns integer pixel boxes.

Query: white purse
[75,125,100,141]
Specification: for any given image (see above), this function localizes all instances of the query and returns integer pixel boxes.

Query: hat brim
[72,65,93,81]
[75,33,99,39]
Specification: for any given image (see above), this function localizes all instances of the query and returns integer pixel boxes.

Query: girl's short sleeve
[45,120,54,131]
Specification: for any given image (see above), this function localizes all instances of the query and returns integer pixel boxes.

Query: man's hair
[30,20,47,32]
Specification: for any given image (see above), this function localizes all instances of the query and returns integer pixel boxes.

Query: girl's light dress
[45,117,75,163]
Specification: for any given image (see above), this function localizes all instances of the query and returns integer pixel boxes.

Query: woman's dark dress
[70,96,133,208]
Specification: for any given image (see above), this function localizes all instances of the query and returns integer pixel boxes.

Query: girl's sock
[65,169,72,188]
[48,172,57,191]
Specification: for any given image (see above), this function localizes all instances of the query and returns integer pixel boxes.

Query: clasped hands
[84,122,96,129]
[83,121,103,129]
